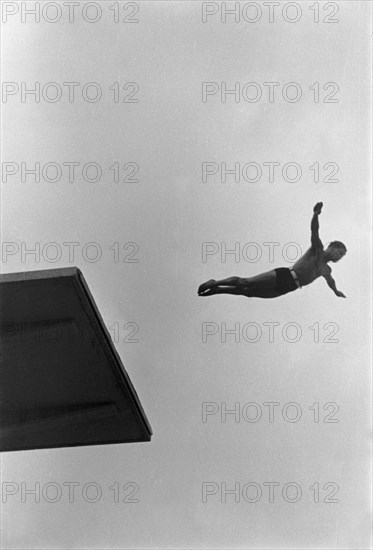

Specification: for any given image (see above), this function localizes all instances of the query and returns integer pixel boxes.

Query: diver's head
[324,241,347,262]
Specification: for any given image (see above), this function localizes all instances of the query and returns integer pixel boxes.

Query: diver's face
[326,247,345,262]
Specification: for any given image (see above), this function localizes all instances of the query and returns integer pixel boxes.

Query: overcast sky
[1,1,371,548]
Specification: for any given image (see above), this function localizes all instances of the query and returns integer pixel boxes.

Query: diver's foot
[198,279,216,295]
[198,287,217,297]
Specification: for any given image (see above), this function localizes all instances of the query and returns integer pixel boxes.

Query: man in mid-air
[198,202,347,299]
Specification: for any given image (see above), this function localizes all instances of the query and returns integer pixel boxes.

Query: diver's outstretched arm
[323,272,346,298]
[311,202,323,250]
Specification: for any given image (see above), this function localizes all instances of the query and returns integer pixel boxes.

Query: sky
[1,1,372,548]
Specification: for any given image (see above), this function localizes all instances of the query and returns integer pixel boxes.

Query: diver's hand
[313,202,323,215]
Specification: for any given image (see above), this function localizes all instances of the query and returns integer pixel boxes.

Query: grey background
[1,1,371,548]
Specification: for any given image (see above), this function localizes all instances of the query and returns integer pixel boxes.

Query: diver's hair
[327,241,347,255]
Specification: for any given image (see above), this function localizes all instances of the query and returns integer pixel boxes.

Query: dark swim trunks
[274,268,300,296]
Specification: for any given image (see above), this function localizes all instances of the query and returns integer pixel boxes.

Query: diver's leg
[199,270,278,295]
[198,276,242,294]
[199,287,242,297]
[213,276,242,287]
[210,271,277,290]
[200,287,282,298]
